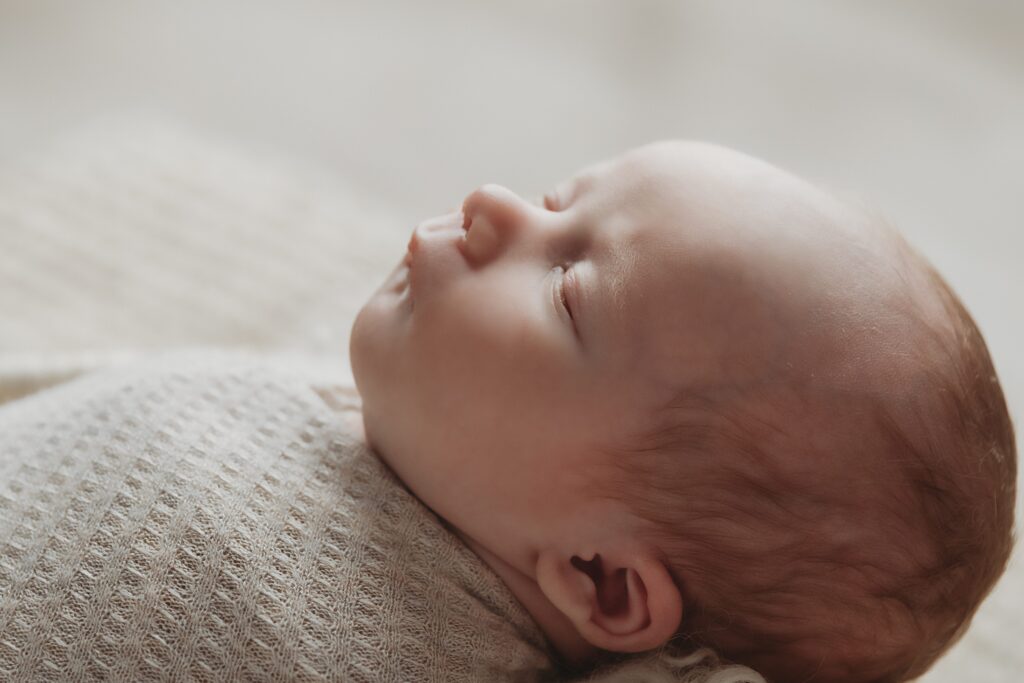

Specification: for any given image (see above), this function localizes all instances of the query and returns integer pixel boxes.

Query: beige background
[1,1,1021,680]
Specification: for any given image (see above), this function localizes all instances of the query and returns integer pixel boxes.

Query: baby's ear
[535,543,683,653]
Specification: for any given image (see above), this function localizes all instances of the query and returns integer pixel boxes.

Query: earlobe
[536,545,684,654]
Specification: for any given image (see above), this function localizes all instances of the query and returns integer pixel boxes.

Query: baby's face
[350,140,874,556]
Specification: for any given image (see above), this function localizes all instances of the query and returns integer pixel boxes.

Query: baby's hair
[586,228,1017,682]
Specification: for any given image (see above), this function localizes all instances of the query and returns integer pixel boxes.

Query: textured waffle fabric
[0,350,560,682]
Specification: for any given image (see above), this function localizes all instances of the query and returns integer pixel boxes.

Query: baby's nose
[460,184,530,262]
[461,212,501,263]
[462,184,523,228]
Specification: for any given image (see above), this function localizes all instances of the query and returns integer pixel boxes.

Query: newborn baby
[349,141,1017,682]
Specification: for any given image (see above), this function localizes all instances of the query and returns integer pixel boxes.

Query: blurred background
[1,1,1021,680]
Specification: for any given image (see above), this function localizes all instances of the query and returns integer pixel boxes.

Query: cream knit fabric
[0,350,561,681]
[0,350,764,683]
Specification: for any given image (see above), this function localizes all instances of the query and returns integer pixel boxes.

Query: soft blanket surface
[0,117,401,403]
[0,350,560,681]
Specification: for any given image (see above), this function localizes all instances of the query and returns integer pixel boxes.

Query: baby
[348,141,1017,682]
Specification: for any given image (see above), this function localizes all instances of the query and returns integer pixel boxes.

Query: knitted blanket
[0,350,556,681]
[0,349,764,683]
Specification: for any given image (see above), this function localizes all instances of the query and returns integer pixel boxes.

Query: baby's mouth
[392,262,410,294]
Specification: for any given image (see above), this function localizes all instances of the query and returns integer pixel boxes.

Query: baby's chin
[349,271,414,404]
[353,401,399,469]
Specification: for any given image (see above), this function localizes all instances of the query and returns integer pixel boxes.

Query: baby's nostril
[462,214,499,262]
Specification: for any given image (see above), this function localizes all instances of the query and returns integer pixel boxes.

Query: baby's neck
[451,527,599,674]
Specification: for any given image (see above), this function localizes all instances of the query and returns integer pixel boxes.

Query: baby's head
[349,141,1017,682]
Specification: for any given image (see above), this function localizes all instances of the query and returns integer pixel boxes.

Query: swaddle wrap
[0,350,765,683]
[0,350,560,681]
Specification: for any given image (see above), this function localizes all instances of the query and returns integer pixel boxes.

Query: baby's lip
[408,210,464,258]
[402,249,413,295]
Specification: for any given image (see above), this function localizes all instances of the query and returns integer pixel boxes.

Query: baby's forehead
[563,141,821,232]
[576,141,745,183]
[561,144,686,200]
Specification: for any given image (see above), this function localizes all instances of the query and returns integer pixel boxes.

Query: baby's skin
[348,141,1004,678]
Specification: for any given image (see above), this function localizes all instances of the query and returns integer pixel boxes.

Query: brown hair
[586,240,1017,682]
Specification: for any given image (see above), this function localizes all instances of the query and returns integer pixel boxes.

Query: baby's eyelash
[557,266,574,321]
